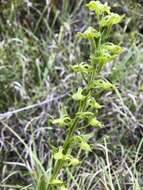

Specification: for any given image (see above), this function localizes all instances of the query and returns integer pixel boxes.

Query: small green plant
[47,1,124,190]
[0,1,124,190]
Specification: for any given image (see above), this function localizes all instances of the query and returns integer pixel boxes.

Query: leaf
[37,175,46,190]
[89,117,102,127]
[86,1,111,16]
[77,27,100,39]
[72,88,86,101]
[100,13,124,27]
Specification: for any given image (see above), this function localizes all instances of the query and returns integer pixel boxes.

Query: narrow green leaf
[37,175,46,190]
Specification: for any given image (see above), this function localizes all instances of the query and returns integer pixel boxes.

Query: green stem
[47,71,95,190]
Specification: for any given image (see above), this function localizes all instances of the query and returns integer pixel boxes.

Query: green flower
[72,88,86,101]
[80,141,92,152]
[100,13,124,27]
[91,43,123,64]
[101,43,123,55]
[86,1,111,16]
[69,158,80,166]
[77,27,100,39]
[93,79,115,90]
[87,97,102,109]
[52,115,71,127]
[71,62,93,74]
[89,117,102,127]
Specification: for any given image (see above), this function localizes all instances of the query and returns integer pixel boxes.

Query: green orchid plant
[47,1,124,189]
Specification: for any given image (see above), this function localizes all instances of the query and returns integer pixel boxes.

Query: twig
[0,94,67,120]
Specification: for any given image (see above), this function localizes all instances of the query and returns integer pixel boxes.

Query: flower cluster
[47,1,124,190]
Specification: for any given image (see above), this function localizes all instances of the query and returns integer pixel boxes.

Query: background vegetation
[0,0,143,189]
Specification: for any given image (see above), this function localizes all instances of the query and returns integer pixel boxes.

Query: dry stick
[0,94,67,120]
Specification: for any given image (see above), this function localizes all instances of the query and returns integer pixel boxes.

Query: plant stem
[47,71,95,190]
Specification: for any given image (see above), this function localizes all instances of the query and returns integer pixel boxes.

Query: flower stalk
[47,1,124,189]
